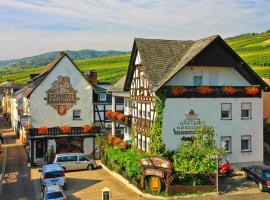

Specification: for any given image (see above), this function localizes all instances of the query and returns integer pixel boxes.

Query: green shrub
[124,148,143,179]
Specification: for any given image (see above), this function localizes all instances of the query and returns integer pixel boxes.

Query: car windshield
[45,191,63,199]
[264,170,270,178]
[45,171,63,179]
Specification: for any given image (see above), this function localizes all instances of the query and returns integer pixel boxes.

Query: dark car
[242,165,270,192]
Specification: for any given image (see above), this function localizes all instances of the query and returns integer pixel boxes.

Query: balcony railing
[164,86,262,98]
[28,126,101,138]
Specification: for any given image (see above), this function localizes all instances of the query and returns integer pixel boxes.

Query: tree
[49,146,55,164]
[173,123,224,184]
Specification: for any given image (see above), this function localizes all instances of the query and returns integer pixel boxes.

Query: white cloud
[0,0,269,59]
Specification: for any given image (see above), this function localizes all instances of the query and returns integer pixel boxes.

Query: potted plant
[105,111,112,119]
[38,126,48,135]
[117,113,125,122]
[60,125,70,134]
[223,86,237,95]
[111,112,117,120]
[171,86,187,96]
[244,86,259,95]
[82,125,92,134]
[24,124,32,131]
[196,86,213,95]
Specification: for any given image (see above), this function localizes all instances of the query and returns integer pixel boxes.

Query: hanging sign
[44,76,79,116]
[173,109,201,135]
[20,115,29,126]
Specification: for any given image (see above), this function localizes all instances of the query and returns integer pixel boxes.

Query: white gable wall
[165,66,251,86]
[29,56,93,127]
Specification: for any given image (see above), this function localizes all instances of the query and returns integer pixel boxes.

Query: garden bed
[168,185,215,195]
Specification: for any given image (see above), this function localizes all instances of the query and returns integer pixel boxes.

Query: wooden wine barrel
[149,176,162,194]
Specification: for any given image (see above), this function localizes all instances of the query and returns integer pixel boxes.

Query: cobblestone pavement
[31,167,152,200]
[0,116,39,200]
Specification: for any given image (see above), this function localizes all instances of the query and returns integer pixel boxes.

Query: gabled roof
[124,35,268,92]
[25,52,90,98]
[107,75,127,92]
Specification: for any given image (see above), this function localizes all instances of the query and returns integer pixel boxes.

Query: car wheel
[258,182,265,192]
[87,164,93,171]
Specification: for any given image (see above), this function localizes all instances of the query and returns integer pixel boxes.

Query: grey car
[53,153,95,172]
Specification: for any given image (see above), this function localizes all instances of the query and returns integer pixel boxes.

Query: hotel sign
[45,76,78,116]
[173,109,201,135]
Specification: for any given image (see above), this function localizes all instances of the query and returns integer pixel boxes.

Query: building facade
[22,52,100,165]
[110,35,268,166]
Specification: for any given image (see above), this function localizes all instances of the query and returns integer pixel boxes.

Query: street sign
[102,187,111,200]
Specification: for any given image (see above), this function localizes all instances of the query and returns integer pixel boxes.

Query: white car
[39,164,66,189]
[43,185,66,200]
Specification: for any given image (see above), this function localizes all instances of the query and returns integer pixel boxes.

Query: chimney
[85,70,97,86]
[59,51,65,56]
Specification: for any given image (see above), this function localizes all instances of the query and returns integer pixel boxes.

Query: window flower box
[196,86,213,95]
[60,125,70,134]
[38,126,48,135]
[223,86,237,95]
[244,86,259,96]
[105,111,112,119]
[171,86,187,96]
[82,125,92,134]
[117,113,125,122]
[110,112,117,120]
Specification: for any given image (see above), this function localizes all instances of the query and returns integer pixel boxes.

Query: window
[99,93,106,101]
[142,135,146,151]
[138,134,142,149]
[73,110,81,120]
[193,76,202,86]
[147,111,151,119]
[241,103,252,119]
[79,155,89,161]
[241,135,252,152]
[221,136,232,153]
[146,137,150,152]
[221,103,232,120]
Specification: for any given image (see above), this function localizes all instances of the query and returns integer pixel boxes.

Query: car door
[67,155,78,171]
[248,167,257,180]
[79,155,89,170]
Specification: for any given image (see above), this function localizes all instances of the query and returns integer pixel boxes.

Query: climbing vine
[148,89,167,156]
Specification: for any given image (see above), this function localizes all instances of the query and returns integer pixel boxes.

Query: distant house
[109,35,268,167]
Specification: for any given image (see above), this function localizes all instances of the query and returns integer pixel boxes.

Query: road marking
[0,139,7,195]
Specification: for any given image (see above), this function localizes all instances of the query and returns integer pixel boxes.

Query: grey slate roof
[125,35,221,91]
[107,75,127,92]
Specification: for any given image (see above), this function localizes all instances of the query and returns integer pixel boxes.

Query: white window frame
[221,103,232,120]
[221,136,232,153]
[73,109,81,120]
[241,135,252,152]
[99,93,107,101]
[241,103,252,120]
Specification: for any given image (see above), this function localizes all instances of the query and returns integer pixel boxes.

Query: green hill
[0,54,130,84]
[1,30,270,84]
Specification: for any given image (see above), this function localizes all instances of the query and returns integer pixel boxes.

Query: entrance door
[35,140,46,164]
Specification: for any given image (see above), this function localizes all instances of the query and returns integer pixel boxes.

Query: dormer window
[99,93,106,102]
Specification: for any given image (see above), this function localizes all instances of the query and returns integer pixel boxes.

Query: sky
[0,0,269,60]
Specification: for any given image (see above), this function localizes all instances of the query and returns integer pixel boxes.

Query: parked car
[0,141,2,153]
[43,185,67,200]
[39,164,66,189]
[53,153,96,172]
[242,165,270,192]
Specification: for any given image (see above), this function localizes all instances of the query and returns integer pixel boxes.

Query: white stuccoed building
[22,52,99,165]
[112,35,269,167]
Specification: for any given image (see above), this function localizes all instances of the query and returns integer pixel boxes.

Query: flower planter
[244,86,259,96]
[60,125,71,134]
[171,86,187,96]
[196,86,213,95]
[82,125,92,134]
[223,86,237,95]
[38,127,48,135]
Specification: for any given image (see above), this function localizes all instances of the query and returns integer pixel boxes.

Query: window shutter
[242,103,251,110]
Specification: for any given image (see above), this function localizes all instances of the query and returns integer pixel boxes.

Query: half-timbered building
[118,35,269,166]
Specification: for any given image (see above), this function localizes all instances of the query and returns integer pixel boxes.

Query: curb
[99,161,217,199]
